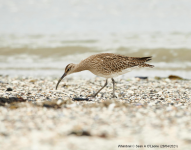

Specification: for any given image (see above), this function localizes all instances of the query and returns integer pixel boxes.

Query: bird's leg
[111,78,117,98]
[91,79,108,97]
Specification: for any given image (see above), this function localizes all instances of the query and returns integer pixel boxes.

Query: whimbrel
[56,53,154,97]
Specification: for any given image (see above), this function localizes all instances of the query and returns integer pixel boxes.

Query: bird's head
[56,63,76,90]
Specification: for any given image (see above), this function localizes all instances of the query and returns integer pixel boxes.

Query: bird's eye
[67,68,70,72]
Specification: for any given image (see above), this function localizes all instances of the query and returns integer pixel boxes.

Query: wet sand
[0,76,191,150]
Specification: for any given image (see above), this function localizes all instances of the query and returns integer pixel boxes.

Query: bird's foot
[112,94,117,98]
[87,93,97,98]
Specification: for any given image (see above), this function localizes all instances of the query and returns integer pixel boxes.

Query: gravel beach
[0,76,191,150]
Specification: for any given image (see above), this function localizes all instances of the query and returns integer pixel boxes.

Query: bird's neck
[73,60,89,73]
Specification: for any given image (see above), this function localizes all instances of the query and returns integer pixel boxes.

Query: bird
[56,53,154,97]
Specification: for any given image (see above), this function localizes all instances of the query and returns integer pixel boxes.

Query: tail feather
[128,56,152,63]
[128,56,154,68]
[140,63,154,68]
[137,56,152,62]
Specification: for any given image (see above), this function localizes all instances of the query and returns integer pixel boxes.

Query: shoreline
[0,76,191,150]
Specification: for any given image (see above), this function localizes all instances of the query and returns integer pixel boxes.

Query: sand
[0,76,191,150]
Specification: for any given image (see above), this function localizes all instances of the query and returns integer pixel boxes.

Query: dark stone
[135,76,148,79]
[42,101,61,109]
[68,130,91,136]
[73,97,89,101]
[0,97,26,104]
[6,88,13,91]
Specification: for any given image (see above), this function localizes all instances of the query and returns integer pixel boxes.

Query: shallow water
[0,33,191,79]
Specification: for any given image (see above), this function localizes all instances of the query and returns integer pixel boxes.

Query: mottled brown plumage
[56,53,154,97]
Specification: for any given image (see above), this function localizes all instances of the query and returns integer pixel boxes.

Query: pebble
[6,88,12,91]
[0,76,191,150]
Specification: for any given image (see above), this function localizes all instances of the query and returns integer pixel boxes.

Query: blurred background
[0,0,191,78]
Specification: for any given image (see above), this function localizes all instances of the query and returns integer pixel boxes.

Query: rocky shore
[0,76,191,150]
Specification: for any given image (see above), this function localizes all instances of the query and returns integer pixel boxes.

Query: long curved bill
[56,73,67,90]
